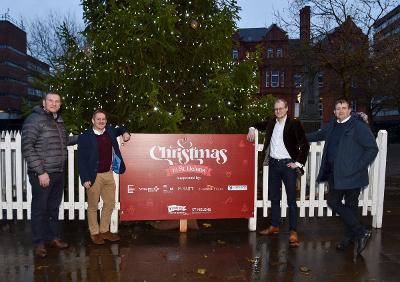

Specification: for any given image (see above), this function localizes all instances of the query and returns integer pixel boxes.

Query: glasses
[274,107,286,111]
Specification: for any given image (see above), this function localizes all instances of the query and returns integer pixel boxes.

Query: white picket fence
[248,129,388,231]
[0,131,120,233]
[0,130,387,233]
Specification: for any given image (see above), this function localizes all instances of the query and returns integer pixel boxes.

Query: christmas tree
[51,0,274,133]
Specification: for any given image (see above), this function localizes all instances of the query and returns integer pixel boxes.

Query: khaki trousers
[86,171,116,235]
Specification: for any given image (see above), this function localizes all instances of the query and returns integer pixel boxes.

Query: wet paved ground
[1,144,400,282]
[2,207,400,282]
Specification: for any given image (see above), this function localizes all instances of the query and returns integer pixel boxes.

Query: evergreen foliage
[49,0,274,133]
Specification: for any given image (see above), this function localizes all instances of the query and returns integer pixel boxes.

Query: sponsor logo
[227,185,248,191]
[177,186,194,191]
[127,185,135,194]
[149,138,228,165]
[192,207,212,214]
[162,185,174,193]
[138,187,160,193]
[167,205,188,214]
[198,185,224,191]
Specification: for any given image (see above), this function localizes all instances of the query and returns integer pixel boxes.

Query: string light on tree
[52,0,273,134]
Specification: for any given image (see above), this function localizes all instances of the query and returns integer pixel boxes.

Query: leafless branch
[27,11,84,73]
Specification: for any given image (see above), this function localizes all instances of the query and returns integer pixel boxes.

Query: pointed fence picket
[0,130,388,233]
[248,130,388,231]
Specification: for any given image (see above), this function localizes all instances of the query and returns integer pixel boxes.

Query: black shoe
[336,238,353,250]
[356,230,372,255]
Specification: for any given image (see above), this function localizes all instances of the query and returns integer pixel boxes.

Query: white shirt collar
[337,115,351,124]
[275,115,287,125]
[93,128,106,135]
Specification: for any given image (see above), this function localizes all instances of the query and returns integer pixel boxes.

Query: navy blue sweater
[326,121,349,168]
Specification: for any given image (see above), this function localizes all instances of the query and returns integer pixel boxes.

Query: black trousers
[29,172,65,245]
[327,186,366,239]
[268,158,298,231]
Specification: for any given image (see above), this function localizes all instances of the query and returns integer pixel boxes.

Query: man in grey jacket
[307,98,378,255]
[22,92,77,258]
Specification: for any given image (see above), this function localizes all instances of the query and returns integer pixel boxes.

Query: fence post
[110,173,119,233]
[248,130,258,231]
[4,132,13,219]
[15,133,23,219]
[372,130,388,228]
[67,143,76,219]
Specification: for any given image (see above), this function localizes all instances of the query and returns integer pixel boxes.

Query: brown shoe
[34,244,47,258]
[100,231,120,242]
[259,226,280,235]
[91,233,105,245]
[289,231,300,247]
[49,239,69,249]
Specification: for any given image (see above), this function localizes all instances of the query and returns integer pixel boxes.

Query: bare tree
[274,0,397,121]
[276,0,396,38]
[27,11,85,73]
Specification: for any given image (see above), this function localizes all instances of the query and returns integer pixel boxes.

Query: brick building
[0,15,49,130]
[373,4,400,44]
[372,5,400,141]
[234,6,368,124]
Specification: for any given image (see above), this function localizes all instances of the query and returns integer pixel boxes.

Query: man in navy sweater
[307,98,378,255]
[78,110,131,244]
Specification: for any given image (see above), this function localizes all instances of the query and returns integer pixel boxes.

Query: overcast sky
[2,0,289,29]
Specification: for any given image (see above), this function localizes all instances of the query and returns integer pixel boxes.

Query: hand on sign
[247,127,256,142]
[121,133,131,145]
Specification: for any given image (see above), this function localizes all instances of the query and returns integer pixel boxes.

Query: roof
[236,27,269,42]
[236,24,288,43]
[374,5,400,28]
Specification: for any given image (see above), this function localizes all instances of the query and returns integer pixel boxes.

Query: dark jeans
[29,172,65,245]
[268,158,298,231]
[327,186,365,239]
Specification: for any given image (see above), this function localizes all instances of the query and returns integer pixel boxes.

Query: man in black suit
[247,98,309,247]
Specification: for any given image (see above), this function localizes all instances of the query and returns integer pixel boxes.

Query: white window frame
[265,70,270,87]
[232,49,239,59]
[271,71,279,87]
[318,72,324,88]
[294,74,302,88]
[267,48,273,58]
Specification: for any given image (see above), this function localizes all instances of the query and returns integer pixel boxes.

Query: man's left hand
[122,133,131,142]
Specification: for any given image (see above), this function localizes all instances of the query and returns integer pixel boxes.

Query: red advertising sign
[119,134,255,220]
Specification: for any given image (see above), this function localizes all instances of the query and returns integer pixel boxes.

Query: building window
[294,74,302,88]
[271,71,279,87]
[26,62,49,75]
[276,48,283,58]
[318,72,324,87]
[266,71,284,87]
[267,48,273,58]
[232,49,239,59]
[319,97,323,116]
[28,88,45,97]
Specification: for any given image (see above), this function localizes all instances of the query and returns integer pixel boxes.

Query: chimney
[300,6,311,43]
